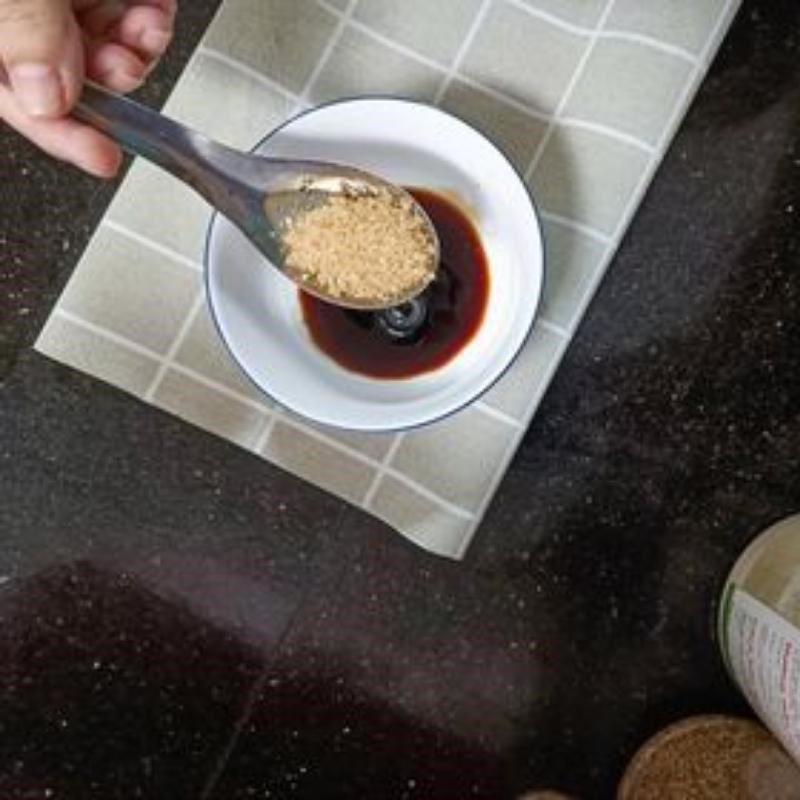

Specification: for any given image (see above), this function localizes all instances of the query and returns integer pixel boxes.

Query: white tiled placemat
[36,0,741,559]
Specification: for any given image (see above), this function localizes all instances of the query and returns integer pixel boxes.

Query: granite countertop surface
[1,1,799,798]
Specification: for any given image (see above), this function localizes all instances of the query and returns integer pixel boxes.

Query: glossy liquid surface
[299,188,489,379]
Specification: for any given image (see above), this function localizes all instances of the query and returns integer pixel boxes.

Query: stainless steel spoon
[73,83,439,310]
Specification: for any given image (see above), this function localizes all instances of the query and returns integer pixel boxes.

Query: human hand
[0,0,176,177]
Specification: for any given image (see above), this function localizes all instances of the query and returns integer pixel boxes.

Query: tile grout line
[196,46,301,102]
[333,12,544,129]
[198,670,271,800]
[168,363,272,415]
[319,6,552,126]
[103,219,203,273]
[246,409,276,454]
[52,308,273,415]
[502,0,699,64]
[432,0,494,105]
[274,416,475,521]
[455,72,550,122]
[361,433,405,508]
[499,0,595,38]
[278,415,389,471]
[558,117,655,153]
[524,0,619,182]
[252,408,282,455]
[53,309,168,363]
[144,292,206,402]
[456,441,514,552]
[383,467,477,521]
[562,240,615,337]
[338,14,447,73]
[539,211,611,244]
[295,0,359,109]
[318,0,553,123]
[537,317,570,338]
[598,30,699,64]
[473,401,524,429]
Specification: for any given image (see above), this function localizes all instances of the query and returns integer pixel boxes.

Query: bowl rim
[203,95,548,433]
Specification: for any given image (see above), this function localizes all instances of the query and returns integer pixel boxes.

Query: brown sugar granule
[282,188,436,303]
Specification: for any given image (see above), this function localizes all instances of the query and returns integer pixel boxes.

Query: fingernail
[141,28,172,53]
[99,68,144,92]
[9,63,65,117]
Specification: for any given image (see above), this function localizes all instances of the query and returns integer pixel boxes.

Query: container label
[725,587,800,762]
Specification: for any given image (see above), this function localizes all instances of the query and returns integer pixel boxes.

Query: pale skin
[0,0,176,177]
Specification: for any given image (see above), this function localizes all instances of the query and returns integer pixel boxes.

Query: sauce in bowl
[299,188,489,379]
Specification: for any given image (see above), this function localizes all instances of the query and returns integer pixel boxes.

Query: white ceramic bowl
[205,98,544,432]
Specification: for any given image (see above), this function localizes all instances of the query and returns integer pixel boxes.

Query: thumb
[0,0,84,117]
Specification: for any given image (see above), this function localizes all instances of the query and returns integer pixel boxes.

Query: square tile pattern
[518,0,608,28]
[605,0,729,55]
[563,40,694,146]
[309,25,444,104]
[35,0,741,559]
[462,2,588,114]
[353,0,483,67]
[530,124,652,235]
[202,0,338,93]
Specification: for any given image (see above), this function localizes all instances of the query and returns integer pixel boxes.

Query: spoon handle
[74,83,282,260]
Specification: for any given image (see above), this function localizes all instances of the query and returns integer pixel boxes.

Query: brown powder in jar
[281,188,436,304]
[618,715,800,799]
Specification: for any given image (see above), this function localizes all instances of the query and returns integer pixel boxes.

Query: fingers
[112,4,174,61]
[0,0,85,116]
[77,0,176,39]
[86,40,148,91]
[0,0,176,177]
[82,1,176,91]
[0,83,122,176]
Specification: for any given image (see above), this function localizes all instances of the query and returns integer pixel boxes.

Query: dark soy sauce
[299,188,489,380]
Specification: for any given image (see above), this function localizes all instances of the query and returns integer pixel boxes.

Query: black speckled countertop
[1,1,799,798]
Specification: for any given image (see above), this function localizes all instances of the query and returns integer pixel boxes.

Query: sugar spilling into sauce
[300,188,489,380]
[282,187,436,304]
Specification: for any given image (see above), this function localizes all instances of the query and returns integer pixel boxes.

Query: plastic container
[718,514,800,764]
